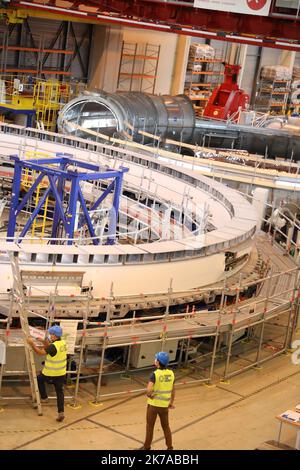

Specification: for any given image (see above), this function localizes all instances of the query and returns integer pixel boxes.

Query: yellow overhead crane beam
[4,10,28,24]
[0,7,107,25]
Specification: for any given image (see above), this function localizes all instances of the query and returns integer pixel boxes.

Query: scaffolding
[0,123,300,407]
[0,253,43,414]
[0,232,299,407]
[0,274,85,411]
[117,42,160,93]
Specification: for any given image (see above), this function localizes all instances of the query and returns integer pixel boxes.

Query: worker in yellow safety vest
[138,351,175,450]
[27,325,67,422]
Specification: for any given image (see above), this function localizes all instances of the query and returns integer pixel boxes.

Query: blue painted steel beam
[65,159,103,172]
[56,156,126,175]
[7,160,22,240]
[29,156,123,176]
[0,106,36,126]
[25,158,64,165]
[18,186,51,241]
[0,107,35,115]
[90,181,115,213]
[7,155,128,245]
[53,156,101,173]
[16,172,44,215]
[78,186,99,246]
[77,181,115,230]
[20,161,69,177]
[48,175,70,234]
[107,172,124,245]
[56,153,73,160]
[51,160,68,241]
[77,169,128,181]
[21,160,128,181]
[13,156,128,181]
[66,175,79,245]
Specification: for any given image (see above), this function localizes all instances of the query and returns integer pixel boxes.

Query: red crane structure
[203,64,249,121]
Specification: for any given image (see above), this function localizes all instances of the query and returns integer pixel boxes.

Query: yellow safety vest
[147,368,175,408]
[42,339,67,377]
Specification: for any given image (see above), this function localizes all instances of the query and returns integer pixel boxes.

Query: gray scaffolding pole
[9,253,42,415]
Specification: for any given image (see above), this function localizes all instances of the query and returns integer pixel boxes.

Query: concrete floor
[1,334,300,451]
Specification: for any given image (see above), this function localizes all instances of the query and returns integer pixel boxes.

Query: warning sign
[29,326,46,341]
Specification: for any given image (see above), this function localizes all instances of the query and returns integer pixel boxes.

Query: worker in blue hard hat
[27,325,67,422]
[138,351,175,450]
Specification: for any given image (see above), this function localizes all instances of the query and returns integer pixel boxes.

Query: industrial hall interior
[1,0,300,453]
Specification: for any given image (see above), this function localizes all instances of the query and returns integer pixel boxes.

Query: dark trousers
[144,404,173,450]
[37,373,65,413]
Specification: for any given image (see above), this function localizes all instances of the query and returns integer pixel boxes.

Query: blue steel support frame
[7,155,128,245]
[66,175,80,245]
[18,186,52,241]
[48,175,70,234]
[78,187,98,246]
[107,171,124,245]
[77,180,115,231]
[7,158,22,240]
[51,159,68,242]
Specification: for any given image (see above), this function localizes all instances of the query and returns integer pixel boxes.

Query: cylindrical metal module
[57,90,195,142]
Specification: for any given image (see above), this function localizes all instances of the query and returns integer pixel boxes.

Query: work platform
[0,239,260,318]
[0,232,298,409]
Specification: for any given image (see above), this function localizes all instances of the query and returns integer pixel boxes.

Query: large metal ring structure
[0,121,257,315]
[0,123,299,405]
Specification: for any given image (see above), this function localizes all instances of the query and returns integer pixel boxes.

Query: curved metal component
[0,121,257,301]
[57,90,195,142]
[58,89,300,160]
[193,119,300,160]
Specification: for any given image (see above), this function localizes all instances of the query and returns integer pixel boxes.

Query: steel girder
[5,0,300,46]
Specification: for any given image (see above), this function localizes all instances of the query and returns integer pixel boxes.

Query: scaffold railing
[0,249,299,406]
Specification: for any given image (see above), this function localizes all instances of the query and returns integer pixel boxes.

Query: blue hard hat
[48,325,62,337]
[155,351,169,366]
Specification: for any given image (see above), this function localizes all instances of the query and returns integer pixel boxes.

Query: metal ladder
[8,252,42,415]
